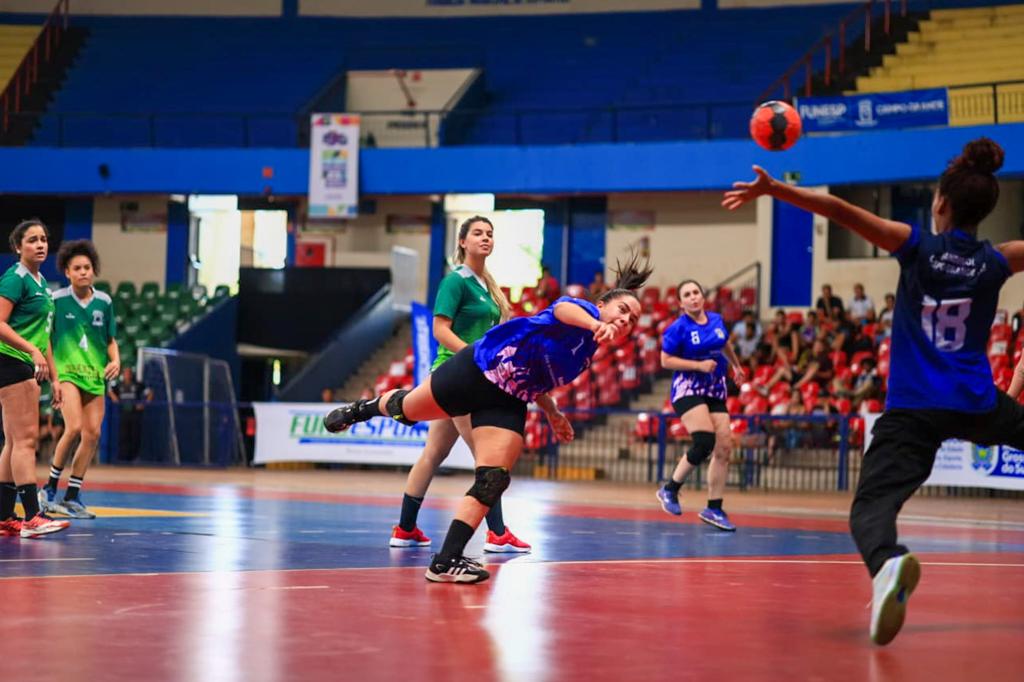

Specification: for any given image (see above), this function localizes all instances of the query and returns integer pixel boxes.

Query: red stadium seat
[833,397,853,415]
[863,399,883,413]
[752,365,774,386]
[849,417,865,446]
[800,382,820,403]
[730,418,749,434]
[990,354,1010,373]
[877,338,891,361]
[634,412,659,441]
[861,323,877,339]
[669,420,689,441]
[744,396,768,415]
[830,350,848,370]
[786,311,804,326]
[725,396,742,414]
[738,287,756,307]
[565,284,587,299]
[877,357,890,378]
[995,367,1014,392]
[990,324,1012,343]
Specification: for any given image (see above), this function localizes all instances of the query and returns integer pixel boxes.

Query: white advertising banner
[308,113,360,218]
[253,402,475,468]
[864,413,1024,491]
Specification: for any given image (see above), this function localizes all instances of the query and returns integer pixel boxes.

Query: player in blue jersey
[655,279,745,530]
[324,253,653,583]
[723,138,1018,646]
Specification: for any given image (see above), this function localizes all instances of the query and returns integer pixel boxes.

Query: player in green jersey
[39,240,119,519]
[0,220,69,538]
[389,216,531,553]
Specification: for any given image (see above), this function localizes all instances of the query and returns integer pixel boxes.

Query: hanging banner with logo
[796,89,949,133]
[252,402,474,467]
[410,301,437,386]
[308,113,360,218]
[864,413,1024,491]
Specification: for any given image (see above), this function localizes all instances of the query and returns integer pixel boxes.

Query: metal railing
[758,0,911,103]
[8,100,755,148]
[0,0,69,134]
[948,79,1024,126]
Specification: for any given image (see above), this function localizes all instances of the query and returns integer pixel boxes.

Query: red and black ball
[750,101,802,151]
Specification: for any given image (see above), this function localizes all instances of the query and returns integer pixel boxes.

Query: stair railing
[1,0,69,134]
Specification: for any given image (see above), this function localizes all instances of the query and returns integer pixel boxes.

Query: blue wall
[1,124,1021,196]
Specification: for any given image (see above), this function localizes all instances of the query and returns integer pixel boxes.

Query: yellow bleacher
[852,4,1024,125]
[0,24,42,94]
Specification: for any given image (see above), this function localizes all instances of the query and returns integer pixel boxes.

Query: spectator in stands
[815,284,844,321]
[831,309,858,358]
[534,264,561,302]
[879,293,895,326]
[799,310,820,348]
[358,384,374,400]
[734,321,760,362]
[848,283,876,325]
[389,216,529,556]
[321,387,334,403]
[0,219,69,538]
[769,388,808,452]
[769,309,799,357]
[108,366,150,462]
[323,253,652,583]
[853,358,881,407]
[731,309,762,345]
[795,339,834,390]
[588,271,610,301]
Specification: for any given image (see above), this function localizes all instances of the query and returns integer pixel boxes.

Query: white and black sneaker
[425,553,490,584]
[870,553,921,645]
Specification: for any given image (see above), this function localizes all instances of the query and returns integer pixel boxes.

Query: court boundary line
[2,554,1022,581]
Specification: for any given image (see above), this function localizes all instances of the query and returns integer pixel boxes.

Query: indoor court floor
[1,467,1021,682]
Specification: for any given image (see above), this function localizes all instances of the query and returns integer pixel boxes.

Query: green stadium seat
[135,311,153,326]
[115,282,137,300]
[213,284,231,299]
[123,321,141,338]
[139,281,160,301]
[133,333,155,348]
[95,281,112,295]
[190,284,208,302]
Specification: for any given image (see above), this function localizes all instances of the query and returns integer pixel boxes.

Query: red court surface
[0,469,1021,682]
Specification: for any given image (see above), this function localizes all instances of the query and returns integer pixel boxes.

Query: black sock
[18,484,40,519]
[707,498,723,511]
[46,465,63,491]
[64,476,84,502]
[438,519,476,562]
[485,498,506,536]
[663,477,683,494]
[398,493,424,532]
[354,397,381,420]
[0,482,16,519]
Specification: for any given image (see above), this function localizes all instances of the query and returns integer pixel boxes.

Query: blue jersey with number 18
[888,225,1010,413]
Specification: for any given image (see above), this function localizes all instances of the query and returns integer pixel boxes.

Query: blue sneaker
[61,498,96,520]
[656,486,682,516]
[698,507,736,531]
[38,487,69,516]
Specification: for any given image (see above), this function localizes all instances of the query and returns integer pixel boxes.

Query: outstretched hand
[721,165,775,211]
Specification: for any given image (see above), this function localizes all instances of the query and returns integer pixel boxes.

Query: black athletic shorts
[0,353,33,389]
[430,343,529,436]
[672,395,728,417]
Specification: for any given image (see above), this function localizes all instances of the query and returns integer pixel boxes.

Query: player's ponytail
[599,249,654,304]
[938,137,1004,230]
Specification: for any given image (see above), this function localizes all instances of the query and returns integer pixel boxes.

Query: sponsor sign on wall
[796,89,949,133]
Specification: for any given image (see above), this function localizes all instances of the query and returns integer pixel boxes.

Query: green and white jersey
[53,287,116,395]
[0,263,54,367]
[432,264,500,371]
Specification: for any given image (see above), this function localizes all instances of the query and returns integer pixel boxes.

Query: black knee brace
[466,466,510,508]
[686,431,716,466]
[385,390,417,426]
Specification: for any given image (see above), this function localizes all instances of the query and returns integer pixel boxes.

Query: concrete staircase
[334,321,412,400]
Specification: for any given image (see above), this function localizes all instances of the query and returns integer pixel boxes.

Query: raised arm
[553,300,616,343]
[723,166,913,254]
[995,241,1024,275]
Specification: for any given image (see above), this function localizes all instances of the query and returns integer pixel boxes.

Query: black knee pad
[466,466,510,508]
[686,431,716,466]
[385,390,416,426]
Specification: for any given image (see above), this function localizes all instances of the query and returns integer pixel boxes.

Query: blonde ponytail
[480,267,513,322]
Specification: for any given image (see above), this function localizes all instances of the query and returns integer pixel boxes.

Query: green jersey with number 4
[0,263,54,367]
[53,287,116,395]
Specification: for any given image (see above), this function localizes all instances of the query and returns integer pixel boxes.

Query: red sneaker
[0,517,22,537]
[483,528,532,553]
[389,525,431,547]
[20,514,70,539]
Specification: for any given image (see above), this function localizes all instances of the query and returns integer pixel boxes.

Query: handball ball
[750,101,802,151]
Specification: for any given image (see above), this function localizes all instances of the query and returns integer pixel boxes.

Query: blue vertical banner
[411,301,437,386]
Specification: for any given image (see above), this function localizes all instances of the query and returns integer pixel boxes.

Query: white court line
[795,535,821,540]
[0,558,94,563]
[749,534,775,538]
[264,585,329,591]
[615,531,640,536]
[571,530,596,535]
[112,532,141,536]
[67,533,93,537]
[298,530,326,534]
